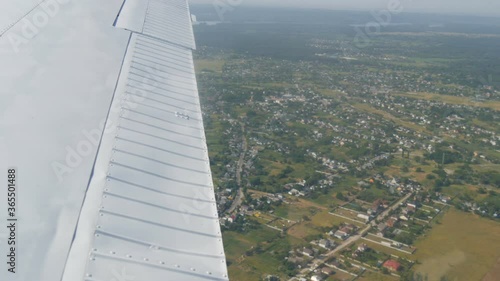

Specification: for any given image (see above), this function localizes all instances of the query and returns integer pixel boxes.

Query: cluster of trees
[224,215,259,233]
[426,149,464,165]
[479,170,500,188]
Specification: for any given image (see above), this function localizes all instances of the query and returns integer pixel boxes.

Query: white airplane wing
[0,0,227,280]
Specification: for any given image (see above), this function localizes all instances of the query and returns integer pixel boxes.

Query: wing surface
[0,0,227,280]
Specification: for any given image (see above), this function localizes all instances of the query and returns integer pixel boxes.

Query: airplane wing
[0,0,228,280]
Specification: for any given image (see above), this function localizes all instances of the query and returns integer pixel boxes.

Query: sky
[190,0,500,17]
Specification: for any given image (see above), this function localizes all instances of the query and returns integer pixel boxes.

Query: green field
[223,226,283,280]
[194,59,225,72]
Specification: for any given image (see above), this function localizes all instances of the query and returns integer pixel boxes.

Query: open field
[228,252,284,281]
[482,257,500,281]
[355,240,412,260]
[333,207,369,224]
[393,92,500,111]
[358,271,399,281]
[325,270,357,281]
[268,217,294,229]
[224,226,289,281]
[413,208,500,281]
[287,222,322,239]
[223,227,279,260]
[274,202,319,221]
[194,59,225,72]
[311,210,364,228]
[352,103,429,134]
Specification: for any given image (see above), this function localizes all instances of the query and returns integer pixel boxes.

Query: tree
[336,192,346,201]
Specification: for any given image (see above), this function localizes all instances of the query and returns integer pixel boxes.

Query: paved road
[226,124,247,214]
[376,192,413,223]
[293,225,371,278]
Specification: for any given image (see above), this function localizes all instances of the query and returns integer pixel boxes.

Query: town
[192,7,500,281]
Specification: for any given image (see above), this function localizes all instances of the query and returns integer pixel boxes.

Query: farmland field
[413,209,500,280]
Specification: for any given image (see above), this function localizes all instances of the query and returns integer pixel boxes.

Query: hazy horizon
[190,0,500,17]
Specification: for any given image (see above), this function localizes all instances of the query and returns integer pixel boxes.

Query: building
[333,230,348,240]
[357,213,370,222]
[377,222,387,233]
[321,267,334,275]
[386,217,398,227]
[301,248,314,257]
[318,239,334,249]
[406,205,416,214]
[371,199,383,213]
[357,243,368,252]
[311,275,324,281]
[383,259,401,272]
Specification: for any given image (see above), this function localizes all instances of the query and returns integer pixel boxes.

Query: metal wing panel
[0,0,44,35]
[115,0,196,49]
[114,0,149,33]
[63,27,228,280]
[143,0,196,49]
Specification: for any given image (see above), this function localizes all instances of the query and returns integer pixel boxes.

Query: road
[375,192,413,223]
[226,124,247,214]
[290,192,413,279]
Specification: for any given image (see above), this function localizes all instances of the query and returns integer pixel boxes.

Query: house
[357,243,368,252]
[333,230,348,240]
[383,259,401,272]
[311,275,324,281]
[321,267,334,275]
[329,260,341,268]
[406,205,416,214]
[371,199,383,213]
[386,217,398,228]
[318,239,334,249]
[240,205,250,213]
[287,256,304,265]
[377,222,387,233]
[301,248,314,257]
[341,225,355,234]
[440,196,451,203]
[335,226,353,239]
[353,243,369,258]
[357,213,370,222]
